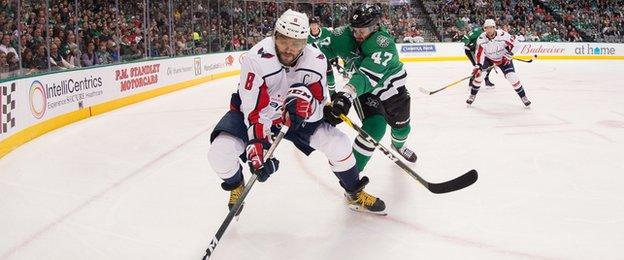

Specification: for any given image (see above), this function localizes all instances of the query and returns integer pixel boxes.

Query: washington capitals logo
[257,48,275,59]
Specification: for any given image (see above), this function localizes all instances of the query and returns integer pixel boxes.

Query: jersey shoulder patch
[333,26,346,36]
[257,47,275,59]
[376,35,390,48]
[302,44,326,61]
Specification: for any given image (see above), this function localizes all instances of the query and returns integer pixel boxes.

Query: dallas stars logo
[365,96,380,108]
[333,26,345,36]
[376,35,389,48]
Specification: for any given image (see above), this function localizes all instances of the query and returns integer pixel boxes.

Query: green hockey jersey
[317,26,358,65]
[320,26,405,98]
[462,27,483,46]
[307,27,333,48]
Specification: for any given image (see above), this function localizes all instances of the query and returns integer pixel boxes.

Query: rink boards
[1,42,623,158]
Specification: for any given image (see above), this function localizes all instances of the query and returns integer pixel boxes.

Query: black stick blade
[427,169,478,194]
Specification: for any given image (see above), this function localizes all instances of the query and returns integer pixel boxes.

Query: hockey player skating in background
[207,10,386,215]
[307,16,344,96]
[322,4,417,174]
[467,19,532,107]
[462,25,495,88]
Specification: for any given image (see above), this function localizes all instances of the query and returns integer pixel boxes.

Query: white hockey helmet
[483,19,496,28]
[275,9,309,40]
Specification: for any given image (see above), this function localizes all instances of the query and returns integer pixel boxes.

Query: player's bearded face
[352,27,372,43]
[274,35,306,66]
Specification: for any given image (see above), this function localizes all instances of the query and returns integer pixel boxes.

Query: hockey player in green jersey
[308,16,342,95]
[323,4,417,173]
[307,16,333,53]
[462,26,494,87]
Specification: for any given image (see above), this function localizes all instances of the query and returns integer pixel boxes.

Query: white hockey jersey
[475,29,518,66]
[238,37,329,141]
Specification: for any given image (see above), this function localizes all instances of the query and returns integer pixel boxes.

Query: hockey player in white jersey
[207,10,386,215]
[467,19,532,107]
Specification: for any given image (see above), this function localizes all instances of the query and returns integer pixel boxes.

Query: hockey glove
[336,64,345,75]
[246,139,280,182]
[284,83,316,131]
[501,57,511,66]
[323,92,352,126]
[472,65,482,78]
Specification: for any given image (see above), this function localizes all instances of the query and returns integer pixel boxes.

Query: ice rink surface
[1,60,623,260]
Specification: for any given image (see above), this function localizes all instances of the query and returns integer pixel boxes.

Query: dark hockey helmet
[310,16,320,25]
[349,4,381,28]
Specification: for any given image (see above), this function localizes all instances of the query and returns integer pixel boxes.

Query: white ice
[1,60,624,260]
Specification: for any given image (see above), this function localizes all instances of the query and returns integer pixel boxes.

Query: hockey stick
[513,54,538,63]
[202,126,289,260]
[339,114,478,194]
[418,65,495,95]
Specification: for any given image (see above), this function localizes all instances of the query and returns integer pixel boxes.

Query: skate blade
[401,157,417,164]
[404,156,417,164]
[348,204,388,216]
[391,149,417,164]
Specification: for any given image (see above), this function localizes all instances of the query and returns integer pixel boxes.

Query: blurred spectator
[21,48,36,71]
[81,41,99,67]
[7,52,19,72]
[62,48,78,69]
[149,40,160,57]
[0,52,8,74]
[48,43,64,69]
[107,40,120,62]
[34,43,49,71]
[97,41,113,64]
[161,35,173,56]
[1,34,18,59]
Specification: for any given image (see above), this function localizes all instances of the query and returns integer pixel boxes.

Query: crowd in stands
[424,0,584,42]
[539,0,623,42]
[0,0,149,78]
[1,0,622,80]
